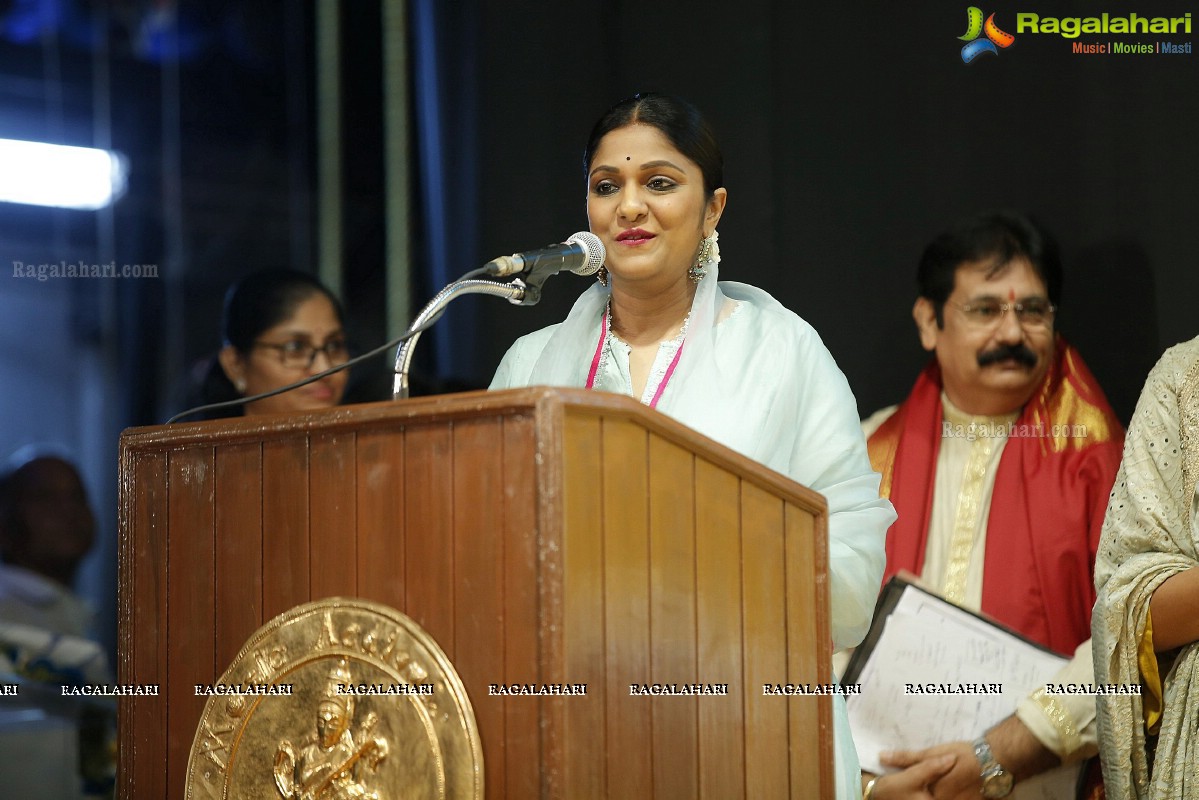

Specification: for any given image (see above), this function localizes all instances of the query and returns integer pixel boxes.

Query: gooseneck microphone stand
[167,235,600,422]
[391,277,543,400]
[393,232,603,399]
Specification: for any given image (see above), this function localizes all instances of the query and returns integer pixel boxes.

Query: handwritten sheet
[847,585,1082,798]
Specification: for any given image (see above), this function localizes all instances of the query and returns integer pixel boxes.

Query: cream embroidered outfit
[1093,335,1199,800]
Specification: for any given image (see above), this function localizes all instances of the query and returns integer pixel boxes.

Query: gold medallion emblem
[185,598,483,799]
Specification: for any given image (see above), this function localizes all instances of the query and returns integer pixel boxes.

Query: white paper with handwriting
[847,586,1082,799]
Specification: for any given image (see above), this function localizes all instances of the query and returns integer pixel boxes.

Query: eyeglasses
[945,298,1056,329]
[253,337,350,369]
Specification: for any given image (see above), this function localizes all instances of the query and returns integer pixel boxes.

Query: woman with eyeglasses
[202,269,350,416]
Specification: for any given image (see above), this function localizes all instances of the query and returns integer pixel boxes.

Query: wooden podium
[119,387,832,798]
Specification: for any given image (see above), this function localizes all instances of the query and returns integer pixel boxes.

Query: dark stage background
[458,0,1196,424]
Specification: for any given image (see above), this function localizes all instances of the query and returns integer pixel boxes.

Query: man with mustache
[859,212,1124,799]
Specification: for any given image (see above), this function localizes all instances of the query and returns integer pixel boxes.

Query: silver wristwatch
[972,736,1014,798]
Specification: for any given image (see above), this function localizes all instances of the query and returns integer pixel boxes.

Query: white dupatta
[492,260,897,800]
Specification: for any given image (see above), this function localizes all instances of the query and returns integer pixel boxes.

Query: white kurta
[861,396,1099,763]
[491,270,895,798]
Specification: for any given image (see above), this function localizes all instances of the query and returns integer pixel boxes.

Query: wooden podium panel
[119,387,831,798]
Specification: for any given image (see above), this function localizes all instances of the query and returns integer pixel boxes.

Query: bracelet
[863,776,878,800]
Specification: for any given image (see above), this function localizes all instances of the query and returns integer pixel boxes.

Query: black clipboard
[842,574,1069,686]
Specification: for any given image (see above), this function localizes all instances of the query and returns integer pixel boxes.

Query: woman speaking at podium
[490,92,896,798]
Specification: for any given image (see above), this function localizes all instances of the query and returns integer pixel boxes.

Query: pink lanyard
[585,311,685,409]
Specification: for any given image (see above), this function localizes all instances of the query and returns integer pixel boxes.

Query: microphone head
[565,231,605,276]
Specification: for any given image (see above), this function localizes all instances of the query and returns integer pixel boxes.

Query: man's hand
[879,741,979,799]
[876,715,1060,799]
[865,754,956,799]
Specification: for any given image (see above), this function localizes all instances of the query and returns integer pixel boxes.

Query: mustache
[977,344,1038,368]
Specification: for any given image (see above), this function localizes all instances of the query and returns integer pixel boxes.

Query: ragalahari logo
[959,7,1016,62]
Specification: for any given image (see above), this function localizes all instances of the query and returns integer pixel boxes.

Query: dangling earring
[596,265,609,287]
[689,234,713,284]
[235,378,247,393]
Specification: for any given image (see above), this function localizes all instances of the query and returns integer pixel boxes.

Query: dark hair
[917,211,1063,326]
[0,451,89,569]
[583,92,724,197]
[200,269,345,409]
[0,452,76,519]
[221,269,343,351]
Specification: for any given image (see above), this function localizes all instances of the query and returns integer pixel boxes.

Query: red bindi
[1008,288,1016,302]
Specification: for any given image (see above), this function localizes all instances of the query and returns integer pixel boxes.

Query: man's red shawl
[869,339,1124,654]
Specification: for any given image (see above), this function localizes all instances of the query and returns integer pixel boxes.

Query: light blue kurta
[491,268,894,798]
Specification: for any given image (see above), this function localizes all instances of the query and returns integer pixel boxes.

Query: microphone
[484,231,605,278]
